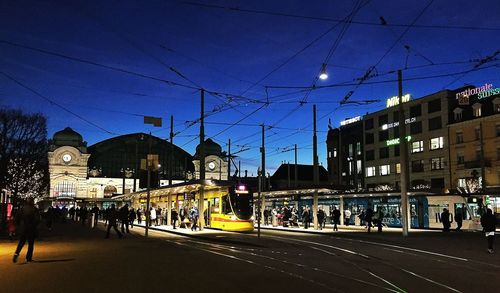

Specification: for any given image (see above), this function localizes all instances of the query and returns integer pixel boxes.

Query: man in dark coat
[317,207,325,230]
[481,208,497,254]
[171,208,178,229]
[365,207,374,233]
[91,205,100,228]
[454,208,463,232]
[106,204,123,239]
[332,207,341,231]
[441,208,451,232]
[119,204,130,233]
[13,198,40,263]
[302,206,310,229]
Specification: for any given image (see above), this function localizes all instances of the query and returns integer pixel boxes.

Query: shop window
[428,99,441,113]
[365,133,374,144]
[410,105,422,117]
[428,117,442,131]
[365,150,374,161]
[379,147,389,159]
[366,167,376,177]
[411,141,424,153]
[472,103,482,117]
[431,157,444,170]
[379,165,390,176]
[430,137,444,150]
[365,118,374,130]
[410,121,422,134]
[456,131,463,144]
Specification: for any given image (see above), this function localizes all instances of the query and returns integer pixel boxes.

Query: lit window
[395,163,401,174]
[333,148,337,158]
[366,167,376,177]
[430,137,444,150]
[457,178,466,188]
[356,160,362,174]
[431,157,444,170]
[356,142,361,155]
[349,161,354,175]
[328,151,332,158]
[411,141,424,153]
[379,165,390,176]
[472,103,482,117]
[348,144,353,157]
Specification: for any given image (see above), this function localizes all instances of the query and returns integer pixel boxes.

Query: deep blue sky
[1,0,499,174]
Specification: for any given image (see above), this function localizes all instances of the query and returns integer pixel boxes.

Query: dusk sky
[1,0,499,174]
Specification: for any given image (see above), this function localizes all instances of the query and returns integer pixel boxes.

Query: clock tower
[193,138,228,180]
[48,127,90,201]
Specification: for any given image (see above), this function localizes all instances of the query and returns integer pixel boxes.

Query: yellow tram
[120,180,254,232]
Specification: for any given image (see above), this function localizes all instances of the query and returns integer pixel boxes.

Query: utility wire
[182,1,500,31]
[0,71,118,135]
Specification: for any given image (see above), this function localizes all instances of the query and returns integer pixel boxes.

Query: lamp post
[143,116,162,237]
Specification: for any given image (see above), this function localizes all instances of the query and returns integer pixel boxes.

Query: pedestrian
[480,208,497,254]
[359,210,366,226]
[136,208,142,225]
[332,206,341,231]
[365,206,374,233]
[302,206,310,229]
[271,208,278,227]
[344,209,352,226]
[91,205,99,228]
[150,207,157,227]
[377,208,384,233]
[264,208,270,226]
[317,207,325,230]
[128,208,136,228]
[80,207,88,226]
[441,208,451,232]
[454,208,463,232]
[105,204,123,239]
[190,206,199,231]
[171,208,178,229]
[13,198,40,263]
[45,206,54,231]
[119,204,130,233]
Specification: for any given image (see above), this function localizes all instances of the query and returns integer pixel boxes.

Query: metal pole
[134,139,138,192]
[199,89,206,230]
[294,144,298,188]
[145,132,152,237]
[228,139,231,180]
[398,69,409,237]
[260,124,266,225]
[168,115,173,227]
[257,167,261,239]
[313,104,319,230]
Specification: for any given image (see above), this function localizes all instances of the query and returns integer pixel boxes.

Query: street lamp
[319,63,328,80]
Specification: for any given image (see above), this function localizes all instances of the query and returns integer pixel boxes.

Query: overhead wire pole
[228,139,231,180]
[168,114,174,227]
[397,70,410,237]
[313,105,319,230]
[294,144,298,188]
[199,89,206,231]
[260,124,266,227]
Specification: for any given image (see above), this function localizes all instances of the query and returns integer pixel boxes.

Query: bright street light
[319,63,328,80]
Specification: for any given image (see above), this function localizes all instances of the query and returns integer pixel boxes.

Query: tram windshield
[230,193,252,220]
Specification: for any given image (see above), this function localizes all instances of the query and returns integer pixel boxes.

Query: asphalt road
[1,222,498,293]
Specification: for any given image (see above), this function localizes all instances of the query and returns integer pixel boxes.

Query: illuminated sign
[340,116,362,126]
[381,117,416,130]
[478,87,500,99]
[456,84,493,99]
[386,136,411,146]
[386,94,411,108]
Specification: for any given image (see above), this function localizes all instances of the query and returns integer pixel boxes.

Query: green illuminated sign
[386,136,411,146]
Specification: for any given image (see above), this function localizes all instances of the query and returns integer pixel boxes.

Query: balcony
[464,160,491,169]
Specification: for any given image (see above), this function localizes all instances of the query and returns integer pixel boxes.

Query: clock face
[208,161,216,171]
[62,154,72,163]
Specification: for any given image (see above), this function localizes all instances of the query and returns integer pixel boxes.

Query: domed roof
[52,127,85,149]
[195,138,222,157]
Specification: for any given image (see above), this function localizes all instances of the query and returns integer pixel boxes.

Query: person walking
[91,205,99,228]
[263,208,270,226]
[119,204,130,233]
[454,208,463,232]
[332,207,341,231]
[13,198,40,263]
[136,208,142,225]
[377,208,384,233]
[317,207,325,230]
[365,207,374,233]
[441,208,451,232]
[128,208,136,229]
[344,209,352,226]
[190,206,199,231]
[302,206,310,229]
[481,208,497,254]
[149,207,157,227]
[105,204,123,239]
[171,208,178,229]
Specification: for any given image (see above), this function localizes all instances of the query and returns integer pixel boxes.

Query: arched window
[103,185,117,198]
[54,181,76,198]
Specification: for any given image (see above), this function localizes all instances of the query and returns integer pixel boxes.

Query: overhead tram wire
[0,71,118,136]
[182,1,500,31]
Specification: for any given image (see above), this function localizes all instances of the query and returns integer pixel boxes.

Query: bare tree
[0,108,48,203]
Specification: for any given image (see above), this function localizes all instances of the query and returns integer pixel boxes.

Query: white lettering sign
[386,94,411,108]
[340,116,362,126]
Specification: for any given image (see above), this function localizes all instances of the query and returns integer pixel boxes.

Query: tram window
[222,195,232,214]
[210,198,220,214]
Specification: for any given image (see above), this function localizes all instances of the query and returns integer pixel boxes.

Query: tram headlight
[250,215,255,220]
[231,215,237,221]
